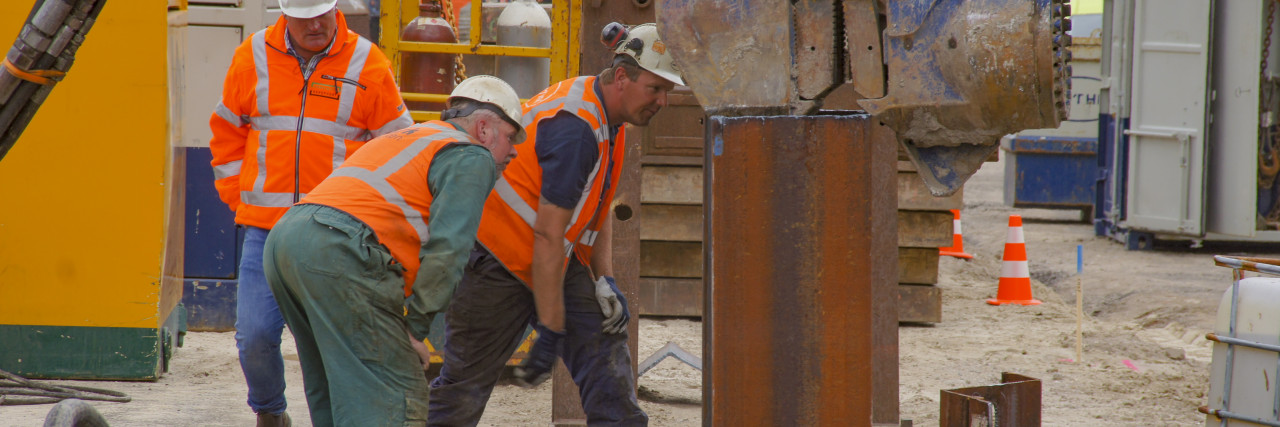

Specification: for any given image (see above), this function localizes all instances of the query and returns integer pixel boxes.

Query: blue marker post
[1076,244,1084,362]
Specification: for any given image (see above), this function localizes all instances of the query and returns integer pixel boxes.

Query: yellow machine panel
[0,2,185,380]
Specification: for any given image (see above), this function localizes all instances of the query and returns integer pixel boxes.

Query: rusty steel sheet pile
[704,114,899,426]
[657,0,1073,195]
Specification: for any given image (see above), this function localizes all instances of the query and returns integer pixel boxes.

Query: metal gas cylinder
[495,0,551,98]
[400,2,457,112]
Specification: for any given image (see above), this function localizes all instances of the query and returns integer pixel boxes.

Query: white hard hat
[279,0,337,19]
[447,75,527,142]
[603,23,684,86]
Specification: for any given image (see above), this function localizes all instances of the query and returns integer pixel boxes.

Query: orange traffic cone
[939,209,974,259]
[987,214,1041,306]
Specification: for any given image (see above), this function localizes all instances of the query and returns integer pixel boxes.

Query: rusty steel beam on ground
[704,114,899,425]
[940,373,1042,427]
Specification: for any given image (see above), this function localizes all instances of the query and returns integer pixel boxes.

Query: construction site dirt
[2,154,1259,426]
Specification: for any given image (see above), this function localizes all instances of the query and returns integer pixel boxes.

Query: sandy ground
[3,154,1272,426]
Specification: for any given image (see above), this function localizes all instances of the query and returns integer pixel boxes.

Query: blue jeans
[428,245,647,426]
[235,226,288,415]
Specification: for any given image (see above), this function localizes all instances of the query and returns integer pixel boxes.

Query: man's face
[616,68,675,126]
[284,8,338,54]
[479,119,519,172]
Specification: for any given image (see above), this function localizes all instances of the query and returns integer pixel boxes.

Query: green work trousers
[263,203,429,427]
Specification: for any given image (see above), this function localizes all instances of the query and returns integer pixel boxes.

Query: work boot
[255,411,291,427]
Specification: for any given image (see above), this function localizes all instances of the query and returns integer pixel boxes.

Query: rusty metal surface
[859,0,1065,147]
[793,0,842,101]
[940,373,1042,427]
[657,0,1070,196]
[704,114,899,425]
[858,0,1072,196]
[550,361,586,427]
[843,0,886,99]
[656,0,798,115]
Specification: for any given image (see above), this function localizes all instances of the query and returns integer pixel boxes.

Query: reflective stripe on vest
[491,155,603,257]
[213,160,242,181]
[242,190,305,207]
[247,115,373,141]
[511,77,609,242]
[252,29,271,116]
[301,121,469,294]
[253,131,268,192]
[324,122,467,251]
[214,101,246,127]
[242,30,378,209]
[375,111,415,138]
[335,37,372,125]
[479,76,621,285]
[521,79,611,143]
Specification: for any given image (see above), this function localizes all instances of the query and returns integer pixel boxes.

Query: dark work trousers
[427,244,647,426]
[263,204,430,427]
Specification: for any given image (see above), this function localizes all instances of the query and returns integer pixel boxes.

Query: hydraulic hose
[0,0,107,163]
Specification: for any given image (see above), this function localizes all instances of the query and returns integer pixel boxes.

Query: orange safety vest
[301,121,468,295]
[476,76,626,286]
[209,10,413,230]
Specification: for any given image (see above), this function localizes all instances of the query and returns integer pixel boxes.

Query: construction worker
[207,0,412,425]
[428,23,683,426]
[262,76,525,426]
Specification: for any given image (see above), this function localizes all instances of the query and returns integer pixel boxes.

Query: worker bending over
[207,0,412,425]
[428,23,683,426]
[262,76,524,427]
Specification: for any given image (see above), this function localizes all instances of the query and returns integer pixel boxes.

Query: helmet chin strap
[442,101,519,130]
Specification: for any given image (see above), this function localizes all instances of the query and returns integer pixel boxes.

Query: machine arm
[657,0,1072,195]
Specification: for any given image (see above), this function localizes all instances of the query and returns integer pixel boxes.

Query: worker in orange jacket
[428,23,683,426]
[206,0,412,425]
[263,76,524,427]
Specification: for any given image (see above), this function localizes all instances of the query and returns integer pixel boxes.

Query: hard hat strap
[442,100,520,130]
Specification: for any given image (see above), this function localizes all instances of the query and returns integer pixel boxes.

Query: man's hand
[513,324,565,388]
[595,276,630,334]
[408,331,431,371]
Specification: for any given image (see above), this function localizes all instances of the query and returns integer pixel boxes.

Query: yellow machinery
[380,0,580,121]
[0,2,186,380]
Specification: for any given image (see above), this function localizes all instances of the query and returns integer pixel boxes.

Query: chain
[1263,2,1274,116]
[1265,1,1280,225]
[1261,1,1278,187]
[438,0,468,83]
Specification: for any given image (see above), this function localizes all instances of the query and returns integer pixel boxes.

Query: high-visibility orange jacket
[476,76,625,286]
[209,10,413,230]
[301,121,471,294]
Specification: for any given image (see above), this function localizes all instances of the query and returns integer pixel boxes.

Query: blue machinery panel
[181,147,243,331]
[1002,135,1097,217]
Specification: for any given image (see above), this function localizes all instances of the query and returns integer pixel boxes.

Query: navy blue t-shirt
[536,85,620,209]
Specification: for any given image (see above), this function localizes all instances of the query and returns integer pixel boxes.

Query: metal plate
[657,0,795,114]
[1123,0,1212,236]
[705,114,898,425]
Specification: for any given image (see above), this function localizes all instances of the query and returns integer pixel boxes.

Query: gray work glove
[595,275,630,334]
